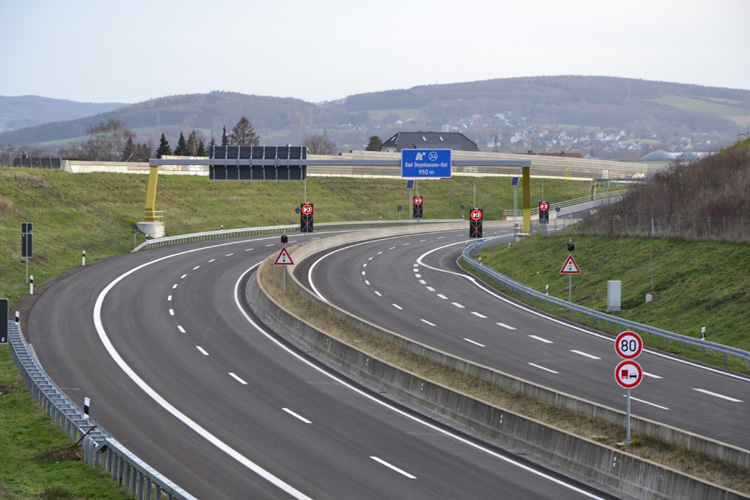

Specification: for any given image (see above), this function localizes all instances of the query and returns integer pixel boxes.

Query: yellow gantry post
[522,165,531,233]
[144,164,159,221]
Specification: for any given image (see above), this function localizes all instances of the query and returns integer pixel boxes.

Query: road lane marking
[209,258,216,262]
[169,309,175,316]
[368,256,374,261]
[196,346,209,356]
[229,372,248,385]
[370,457,416,479]
[363,263,367,268]
[693,388,743,403]
[415,274,422,278]
[529,335,553,343]
[451,302,465,309]
[226,252,235,256]
[628,396,669,410]
[528,363,558,374]
[374,291,382,297]
[437,294,448,300]
[426,286,435,292]
[177,325,186,333]
[421,319,436,326]
[365,280,370,285]
[193,266,200,270]
[497,323,516,330]
[168,295,172,301]
[471,312,487,318]
[181,274,187,279]
[172,284,178,289]
[362,271,366,276]
[571,350,600,360]
[643,372,663,379]
[389,246,396,250]
[265,244,274,247]
[282,408,312,424]
[419,280,427,284]
[392,304,403,310]
[464,338,485,347]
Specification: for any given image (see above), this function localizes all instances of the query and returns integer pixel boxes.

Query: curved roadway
[299,228,750,450]
[27,232,615,500]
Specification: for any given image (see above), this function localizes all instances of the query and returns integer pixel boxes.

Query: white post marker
[614,331,643,443]
[82,250,86,266]
[84,396,91,416]
[30,275,34,295]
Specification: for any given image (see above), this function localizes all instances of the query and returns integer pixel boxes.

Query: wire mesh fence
[573,213,748,242]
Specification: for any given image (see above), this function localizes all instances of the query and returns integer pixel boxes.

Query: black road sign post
[300,203,314,236]
[22,222,32,284]
[470,208,483,239]
[539,201,550,225]
[0,298,7,344]
[413,195,423,220]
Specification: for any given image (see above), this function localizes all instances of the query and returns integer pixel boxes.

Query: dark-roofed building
[381,132,479,153]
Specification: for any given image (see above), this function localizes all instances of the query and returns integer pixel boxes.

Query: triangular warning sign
[559,255,581,274]
[274,247,294,266]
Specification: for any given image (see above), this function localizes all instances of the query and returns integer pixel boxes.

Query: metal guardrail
[7,320,196,500]
[133,219,464,252]
[505,190,628,217]
[462,238,750,369]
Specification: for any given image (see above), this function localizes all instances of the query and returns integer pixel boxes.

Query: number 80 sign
[615,331,643,359]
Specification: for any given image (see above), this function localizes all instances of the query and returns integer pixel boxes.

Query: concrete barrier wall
[285,225,750,471]
[252,271,748,500]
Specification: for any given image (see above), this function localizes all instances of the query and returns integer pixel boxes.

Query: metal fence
[133,219,463,252]
[7,320,196,500]
[462,237,750,369]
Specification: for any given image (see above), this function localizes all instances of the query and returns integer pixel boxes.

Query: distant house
[526,150,584,159]
[380,132,479,153]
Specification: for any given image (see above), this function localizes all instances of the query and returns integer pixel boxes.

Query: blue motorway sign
[401,149,452,178]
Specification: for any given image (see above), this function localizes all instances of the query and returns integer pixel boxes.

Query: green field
[651,95,750,126]
[0,167,747,496]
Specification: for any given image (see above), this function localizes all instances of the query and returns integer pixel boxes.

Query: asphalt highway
[27,231,616,500]
[299,228,750,450]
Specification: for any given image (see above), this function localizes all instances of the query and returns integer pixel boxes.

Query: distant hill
[0,95,127,131]
[2,76,749,159]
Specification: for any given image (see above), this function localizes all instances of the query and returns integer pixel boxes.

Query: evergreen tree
[228,116,260,146]
[187,130,198,156]
[174,132,188,155]
[136,142,153,161]
[197,139,207,157]
[366,135,383,151]
[156,133,172,157]
[121,136,136,161]
[221,127,228,146]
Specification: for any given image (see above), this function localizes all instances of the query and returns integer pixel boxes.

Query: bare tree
[80,119,135,161]
[303,134,337,155]
[228,116,260,146]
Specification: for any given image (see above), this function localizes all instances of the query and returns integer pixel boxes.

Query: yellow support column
[522,165,531,233]
[145,165,159,221]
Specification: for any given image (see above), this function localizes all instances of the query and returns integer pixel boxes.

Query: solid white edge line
[231,262,610,500]
[415,239,750,383]
[94,240,314,500]
[282,408,312,424]
[370,456,416,479]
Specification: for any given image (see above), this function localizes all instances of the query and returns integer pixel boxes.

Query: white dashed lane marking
[693,388,743,403]
[571,350,601,360]
[529,335,553,344]
[529,363,558,374]
[471,312,487,318]
[497,322,516,330]
[464,338,485,348]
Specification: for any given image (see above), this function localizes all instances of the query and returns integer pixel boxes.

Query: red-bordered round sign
[301,203,313,216]
[615,331,643,359]
[615,360,643,389]
[539,201,549,212]
[413,196,423,206]
[470,209,483,221]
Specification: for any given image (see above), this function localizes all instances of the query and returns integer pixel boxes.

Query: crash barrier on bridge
[463,238,750,369]
[254,224,749,499]
[6,321,197,500]
[132,219,463,252]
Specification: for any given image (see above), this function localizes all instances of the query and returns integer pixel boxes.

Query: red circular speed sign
[470,209,482,221]
[301,203,313,216]
[615,331,643,359]
[413,196,423,205]
[539,201,549,212]
[615,360,643,389]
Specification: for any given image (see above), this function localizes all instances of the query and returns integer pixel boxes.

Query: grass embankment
[260,257,750,494]
[472,234,750,372]
[0,167,588,498]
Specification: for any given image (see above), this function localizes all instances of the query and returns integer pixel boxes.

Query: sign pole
[569,272,572,303]
[625,389,632,444]
[283,266,286,295]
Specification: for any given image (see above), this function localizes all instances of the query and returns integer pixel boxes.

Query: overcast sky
[1,0,748,104]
